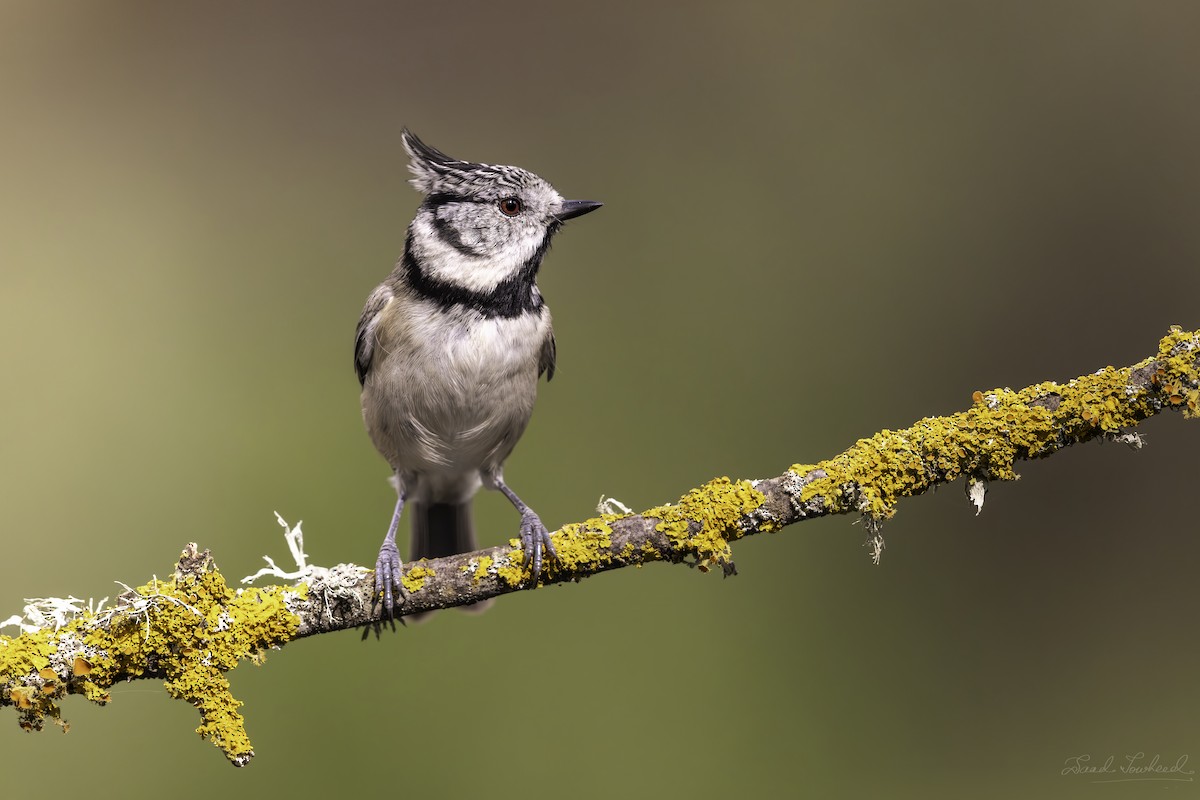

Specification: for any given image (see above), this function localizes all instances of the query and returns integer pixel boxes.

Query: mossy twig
[2,327,1197,765]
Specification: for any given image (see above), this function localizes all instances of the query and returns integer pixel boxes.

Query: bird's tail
[411,501,475,560]
[410,501,492,616]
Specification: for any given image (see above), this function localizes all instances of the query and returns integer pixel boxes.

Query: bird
[355,130,602,615]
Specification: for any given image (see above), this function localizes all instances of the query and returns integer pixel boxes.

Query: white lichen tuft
[1109,430,1145,450]
[596,495,633,515]
[967,477,988,515]
[242,513,314,584]
[863,532,886,565]
[306,563,369,621]
[241,514,366,620]
[0,595,109,635]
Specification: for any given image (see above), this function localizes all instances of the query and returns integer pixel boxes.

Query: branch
[2,327,1197,765]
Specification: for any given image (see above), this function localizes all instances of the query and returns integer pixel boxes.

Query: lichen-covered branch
[2,327,1197,766]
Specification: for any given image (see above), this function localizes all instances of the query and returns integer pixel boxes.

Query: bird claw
[374,540,406,618]
[519,509,557,581]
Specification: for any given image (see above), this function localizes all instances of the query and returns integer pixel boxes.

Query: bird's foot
[374,539,406,618]
[519,509,557,582]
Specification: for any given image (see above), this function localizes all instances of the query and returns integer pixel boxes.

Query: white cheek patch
[413,215,546,295]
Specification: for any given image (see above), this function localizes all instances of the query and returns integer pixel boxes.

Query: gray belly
[362,348,539,499]
[361,298,551,501]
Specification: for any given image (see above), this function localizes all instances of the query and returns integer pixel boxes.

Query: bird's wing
[355,283,394,385]
[539,330,556,382]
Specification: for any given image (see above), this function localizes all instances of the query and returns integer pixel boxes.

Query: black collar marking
[401,228,556,319]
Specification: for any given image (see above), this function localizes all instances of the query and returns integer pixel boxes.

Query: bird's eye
[498,197,523,217]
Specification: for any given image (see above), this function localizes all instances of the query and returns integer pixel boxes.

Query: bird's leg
[493,478,557,581]
[374,488,407,617]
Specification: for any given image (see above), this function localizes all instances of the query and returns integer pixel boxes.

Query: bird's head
[402,130,601,296]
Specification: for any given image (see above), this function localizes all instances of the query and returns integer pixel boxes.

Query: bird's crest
[402,129,527,198]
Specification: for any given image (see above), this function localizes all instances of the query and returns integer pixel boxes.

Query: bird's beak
[556,199,603,222]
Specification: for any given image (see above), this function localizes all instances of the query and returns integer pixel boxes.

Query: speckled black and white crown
[402,129,538,199]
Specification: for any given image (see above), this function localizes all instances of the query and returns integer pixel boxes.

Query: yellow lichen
[501,514,623,586]
[9,685,35,709]
[402,565,436,594]
[792,328,1200,521]
[462,557,493,583]
[0,630,52,675]
[2,547,301,766]
[550,517,615,572]
[644,477,765,573]
[85,564,299,765]
[493,556,526,588]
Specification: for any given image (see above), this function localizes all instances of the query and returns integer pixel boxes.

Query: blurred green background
[2,1,1199,797]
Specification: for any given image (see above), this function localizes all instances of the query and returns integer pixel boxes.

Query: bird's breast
[362,300,551,477]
